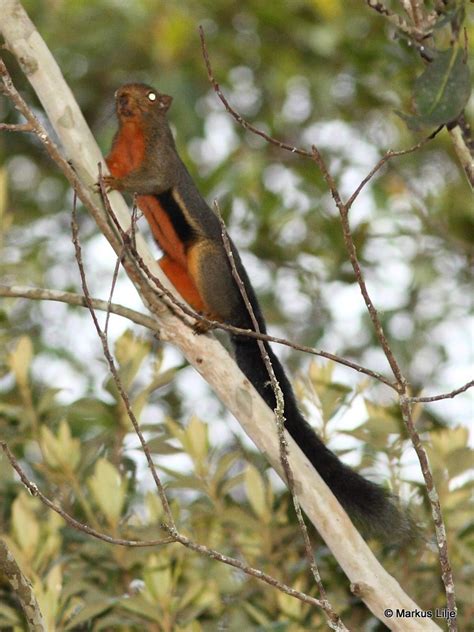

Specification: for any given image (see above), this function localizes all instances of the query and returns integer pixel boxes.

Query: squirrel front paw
[95,174,122,193]
[192,318,214,335]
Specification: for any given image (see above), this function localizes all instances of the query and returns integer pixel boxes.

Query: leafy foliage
[1,332,472,630]
[398,48,472,130]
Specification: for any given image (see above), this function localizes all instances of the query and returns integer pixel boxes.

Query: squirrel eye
[147,92,157,102]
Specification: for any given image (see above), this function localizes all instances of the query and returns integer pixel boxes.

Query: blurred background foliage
[0,0,473,630]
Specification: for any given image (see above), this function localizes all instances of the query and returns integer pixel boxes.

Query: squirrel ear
[159,94,173,112]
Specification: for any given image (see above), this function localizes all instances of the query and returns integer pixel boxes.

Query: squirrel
[104,83,411,542]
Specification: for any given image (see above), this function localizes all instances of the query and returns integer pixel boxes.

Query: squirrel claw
[192,319,213,335]
[95,175,120,194]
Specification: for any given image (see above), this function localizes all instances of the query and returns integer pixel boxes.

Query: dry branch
[0,539,45,632]
[0,284,160,331]
[199,22,459,630]
[2,284,468,408]
[0,442,173,548]
[215,203,344,630]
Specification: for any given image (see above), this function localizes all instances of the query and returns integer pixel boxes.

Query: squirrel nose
[118,93,129,108]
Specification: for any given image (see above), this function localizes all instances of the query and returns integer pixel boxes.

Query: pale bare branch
[0,538,45,631]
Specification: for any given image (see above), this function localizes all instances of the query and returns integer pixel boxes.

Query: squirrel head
[114,83,173,124]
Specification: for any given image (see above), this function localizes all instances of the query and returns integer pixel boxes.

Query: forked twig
[198,25,440,212]
[199,26,458,628]
[0,440,173,548]
[0,439,327,611]
[96,165,398,389]
[70,192,175,530]
[3,283,468,408]
[214,203,346,631]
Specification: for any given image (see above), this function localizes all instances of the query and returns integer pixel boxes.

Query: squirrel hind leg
[187,242,248,328]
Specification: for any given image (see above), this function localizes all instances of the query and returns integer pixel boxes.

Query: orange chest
[137,194,188,269]
[106,122,146,178]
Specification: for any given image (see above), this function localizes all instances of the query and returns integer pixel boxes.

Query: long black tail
[231,334,412,542]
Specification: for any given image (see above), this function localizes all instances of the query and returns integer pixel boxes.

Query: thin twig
[312,140,458,629]
[311,145,406,387]
[0,442,336,616]
[408,380,474,403]
[97,171,397,390]
[104,200,141,335]
[0,440,173,548]
[215,202,346,632]
[199,27,458,628]
[0,121,32,132]
[199,24,439,204]
[0,284,160,331]
[199,26,312,159]
[399,398,457,615]
[160,525,325,610]
[366,0,436,40]
[6,285,470,407]
[104,249,125,336]
[70,192,175,529]
[344,127,442,212]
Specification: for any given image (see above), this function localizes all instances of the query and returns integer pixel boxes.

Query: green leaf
[166,417,187,445]
[399,48,471,130]
[185,416,208,465]
[0,603,22,626]
[37,388,62,414]
[276,578,304,619]
[64,597,117,630]
[88,458,127,527]
[114,329,150,389]
[242,601,272,626]
[119,594,163,622]
[446,447,473,480]
[430,426,469,457]
[35,563,63,631]
[220,472,245,496]
[145,490,165,523]
[67,397,117,428]
[12,493,39,559]
[245,464,268,521]
[213,451,240,484]
[7,336,33,388]
[40,420,81,471]
[178,578,207,611]
[346,400,402,451]
[305,361,351,421]
[143,555,173,602]
[145,436,183,455]
[132,366,177,418]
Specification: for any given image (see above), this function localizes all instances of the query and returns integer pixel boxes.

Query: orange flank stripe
[137,195,189,269]
[159,256,207,314]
